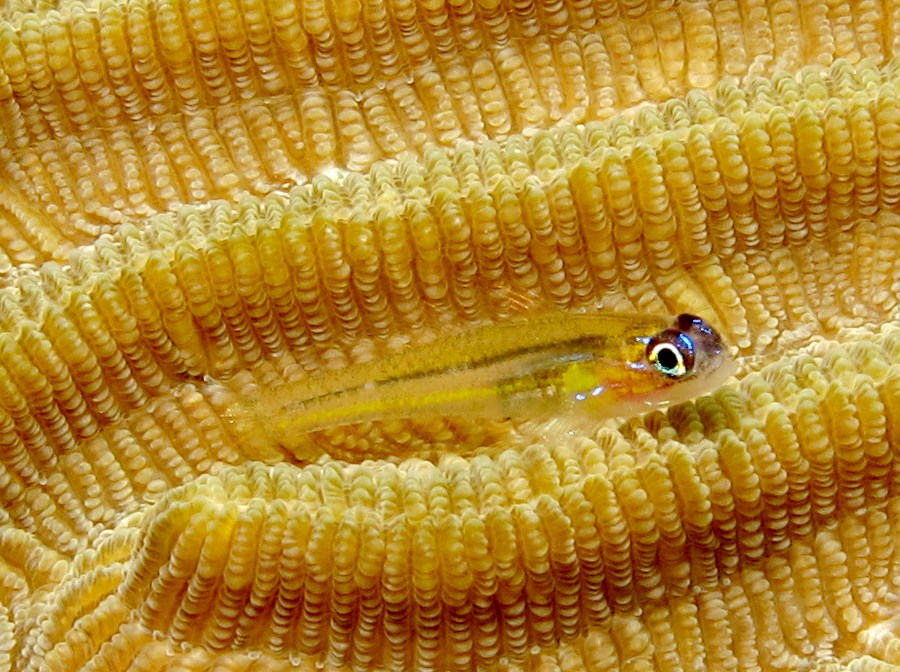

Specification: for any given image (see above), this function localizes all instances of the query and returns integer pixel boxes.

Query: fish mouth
[631,353,739,412]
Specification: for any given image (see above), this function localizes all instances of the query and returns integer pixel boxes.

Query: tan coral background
[0,0,898,670]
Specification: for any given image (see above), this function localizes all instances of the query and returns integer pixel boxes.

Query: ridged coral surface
[0,0,898,670]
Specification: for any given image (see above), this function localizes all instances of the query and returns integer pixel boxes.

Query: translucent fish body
[221,312,735,456]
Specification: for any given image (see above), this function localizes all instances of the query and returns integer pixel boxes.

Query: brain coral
[0,0,897,671]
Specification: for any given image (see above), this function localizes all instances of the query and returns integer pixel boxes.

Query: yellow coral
[21,324,900,671]
[0,0,897,671]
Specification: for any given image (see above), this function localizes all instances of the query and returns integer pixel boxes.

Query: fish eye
[647,329,695,378]
[650,342,684,375]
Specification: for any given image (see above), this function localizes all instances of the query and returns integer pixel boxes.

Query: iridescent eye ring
[647,328,695,378]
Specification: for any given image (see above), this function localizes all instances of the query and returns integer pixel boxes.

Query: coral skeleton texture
[0,0,897,670]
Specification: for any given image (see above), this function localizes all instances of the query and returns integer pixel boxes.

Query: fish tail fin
[203,373,327,464]
[203,374,286,461]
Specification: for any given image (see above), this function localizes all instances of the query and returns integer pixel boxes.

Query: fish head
[630,313,737,409]
[568,313,736,418]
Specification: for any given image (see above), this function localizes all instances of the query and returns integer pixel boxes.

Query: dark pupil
[657,346,680,371]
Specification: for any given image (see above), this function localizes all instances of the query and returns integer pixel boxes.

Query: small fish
[213,312,735,458]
